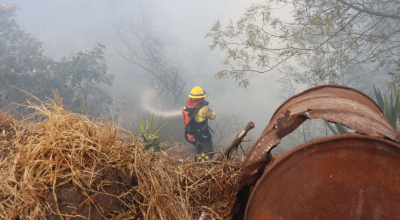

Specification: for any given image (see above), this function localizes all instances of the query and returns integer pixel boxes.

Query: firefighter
[182,86,216,161]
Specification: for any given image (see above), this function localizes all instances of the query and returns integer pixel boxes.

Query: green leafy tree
[0,4,113,116]
[206,0,400,88]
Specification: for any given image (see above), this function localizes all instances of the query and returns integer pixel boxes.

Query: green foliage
[373,84,400,128]
[0,4,113,116]
[132,112,170,152]
[325,121,349,135]
[207,0,400,88]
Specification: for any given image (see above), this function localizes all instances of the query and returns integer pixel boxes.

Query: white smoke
[140,88,182,117]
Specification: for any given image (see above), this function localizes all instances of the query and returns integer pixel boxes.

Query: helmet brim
[188,94,206,98]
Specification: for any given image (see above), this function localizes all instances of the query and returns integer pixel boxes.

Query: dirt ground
[45,168,136,219]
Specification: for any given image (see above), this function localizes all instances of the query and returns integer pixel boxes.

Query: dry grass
[0,96,241,220]
[164,142,196,160]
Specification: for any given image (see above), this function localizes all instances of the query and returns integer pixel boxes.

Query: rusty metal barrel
[232,85,400,220]
[245,134,400,219]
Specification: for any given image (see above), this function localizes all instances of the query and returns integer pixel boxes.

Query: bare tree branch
[337,0,400,20]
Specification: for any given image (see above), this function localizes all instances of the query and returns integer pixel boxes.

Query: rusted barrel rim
[270,85,383,119]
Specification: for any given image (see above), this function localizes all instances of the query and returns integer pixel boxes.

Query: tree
[51,45,114,116]
[206,0,400,88]
[0,4,114,116]
[115,13,194,107]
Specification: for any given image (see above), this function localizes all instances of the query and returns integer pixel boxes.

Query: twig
[219,121,255,160]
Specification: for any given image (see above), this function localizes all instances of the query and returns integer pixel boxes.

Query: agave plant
[325,121,348,135]
[132,112,171,151]
[373,84,399,128]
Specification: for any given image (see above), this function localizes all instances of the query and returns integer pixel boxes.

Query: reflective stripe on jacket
[194,106,216,123]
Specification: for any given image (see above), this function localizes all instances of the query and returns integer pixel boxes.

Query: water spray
[140,89,182,117]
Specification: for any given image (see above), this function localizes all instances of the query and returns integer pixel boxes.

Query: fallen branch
[220,121,255,160]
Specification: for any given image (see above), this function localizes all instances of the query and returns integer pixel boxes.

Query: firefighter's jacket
[190,105,216,123]
[182,101,216,143]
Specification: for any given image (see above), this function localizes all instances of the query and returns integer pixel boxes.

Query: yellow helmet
[188,86,206,98]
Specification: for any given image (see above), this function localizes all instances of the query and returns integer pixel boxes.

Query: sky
[3,0,283,140]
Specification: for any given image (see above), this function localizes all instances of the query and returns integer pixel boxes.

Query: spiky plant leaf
[132,112,167,152]
[374,84,399,128]
[335,123,348,134]
[373,85,384,108]
[325,121,338,135]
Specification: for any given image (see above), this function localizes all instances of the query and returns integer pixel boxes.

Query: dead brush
[0,108,19,162]
[0,95,141,219]
[0,94,241,220]
[165,142,196,160]
[130,151,241,220]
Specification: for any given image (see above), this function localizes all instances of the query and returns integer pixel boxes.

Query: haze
[2,0,281,144]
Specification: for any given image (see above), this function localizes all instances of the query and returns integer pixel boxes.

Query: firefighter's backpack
[182,102,208,145]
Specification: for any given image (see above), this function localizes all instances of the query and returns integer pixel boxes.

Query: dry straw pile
[0,96,241,220]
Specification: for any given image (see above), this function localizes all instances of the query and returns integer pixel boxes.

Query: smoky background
[2,0,394,154]
[2,0,281,153]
